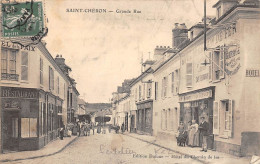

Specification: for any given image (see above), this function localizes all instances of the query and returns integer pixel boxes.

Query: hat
[201,116,205,119]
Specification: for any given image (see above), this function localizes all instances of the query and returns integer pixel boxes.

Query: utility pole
[204,0,207,51]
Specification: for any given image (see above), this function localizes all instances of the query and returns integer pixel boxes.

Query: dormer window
[217,6,222,19]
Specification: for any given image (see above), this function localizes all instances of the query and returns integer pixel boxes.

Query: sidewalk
[125,132,251,164]
[0,136,78,163]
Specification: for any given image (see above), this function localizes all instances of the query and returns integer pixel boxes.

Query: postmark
[2,0,44,37]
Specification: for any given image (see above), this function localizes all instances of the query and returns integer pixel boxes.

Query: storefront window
[21,118,37,138]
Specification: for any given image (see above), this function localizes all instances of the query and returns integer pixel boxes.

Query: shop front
[179,87,215,149]
[1,86,63,152]
[136,100,153,135]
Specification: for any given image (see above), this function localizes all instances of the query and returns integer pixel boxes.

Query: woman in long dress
[188,120,199,147]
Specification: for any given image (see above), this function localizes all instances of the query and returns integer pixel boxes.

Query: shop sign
[2,41,36,51]
[225,45,241,76]
[1,87,38,99]
[246,69,259,77]
[4,100,20,110]
[179,90,212,102]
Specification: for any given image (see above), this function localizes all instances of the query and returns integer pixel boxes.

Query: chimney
[172,22,188,48]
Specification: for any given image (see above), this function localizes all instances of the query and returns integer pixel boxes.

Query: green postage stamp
[2,1,44,37]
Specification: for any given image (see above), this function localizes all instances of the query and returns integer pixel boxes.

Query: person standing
[188,120,199,147]
[198,116,209,152]
[121,123,125,133]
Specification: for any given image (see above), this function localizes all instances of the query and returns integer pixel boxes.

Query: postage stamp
[2,0,44,37]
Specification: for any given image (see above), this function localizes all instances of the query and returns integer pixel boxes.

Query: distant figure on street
[121,123,125,133]
[59,126,64,140]
[77,121,82,137]
[91,122,95,135]
[199,116,209,152]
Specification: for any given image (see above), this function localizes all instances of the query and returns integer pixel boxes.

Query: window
[139,85,142,100]
[21,51,28,81]
[161,76,168,98]
[10,51,17,74]
[21,118,37,138]
[57,76,60,94]
[40,58,43,84]
[171,72,174,94]
[186,63,193,87]
[175,69,179,94]
[1,49,8,74]
[212,47,225,81]
[49,66,54,90]
[147,82,152,98]
[155,82,158,100]
[1,49,18,81]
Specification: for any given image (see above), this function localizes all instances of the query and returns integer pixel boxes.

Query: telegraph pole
[204,0,207,51]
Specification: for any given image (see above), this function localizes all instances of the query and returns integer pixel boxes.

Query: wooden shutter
[213,101,219,135]
[186,63,193,87]
[209,52,212,82]
[220,45,225,79]
[21,52,28,80]
[228,100,233,137]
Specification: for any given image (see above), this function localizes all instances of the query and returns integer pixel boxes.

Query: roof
[213,0,238,8]
[154,3,259,74]
[78,98,86,105]
[129,67,154,87]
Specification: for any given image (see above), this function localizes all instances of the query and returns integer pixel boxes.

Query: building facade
[130,67,154,135]
[0,39,72,152]
[152,0,260,156]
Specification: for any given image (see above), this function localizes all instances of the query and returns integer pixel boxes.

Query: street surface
[6,132,203,164]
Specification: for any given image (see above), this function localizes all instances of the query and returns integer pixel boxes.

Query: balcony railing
[1,73,19,81]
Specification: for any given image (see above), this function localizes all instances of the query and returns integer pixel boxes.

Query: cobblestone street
[4,132,202,164]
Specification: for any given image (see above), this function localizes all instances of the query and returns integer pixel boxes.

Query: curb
[124,133,209,164]
[0,136,79,163]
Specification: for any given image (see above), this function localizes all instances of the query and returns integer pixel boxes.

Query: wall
[153,54,180,138]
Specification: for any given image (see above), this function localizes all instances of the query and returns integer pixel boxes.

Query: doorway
[3,111,20,151]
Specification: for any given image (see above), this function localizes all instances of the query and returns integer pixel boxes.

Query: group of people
[77,121,95,137]
[177,116,209,152]
[114,123,125,134]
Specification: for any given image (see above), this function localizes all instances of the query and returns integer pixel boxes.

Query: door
[3,111,19,151]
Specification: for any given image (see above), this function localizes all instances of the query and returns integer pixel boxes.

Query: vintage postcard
[0,0,260,163]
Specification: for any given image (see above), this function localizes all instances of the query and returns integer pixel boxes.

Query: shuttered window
[219,46,225,79]
[209,52,213,82]
[21,51,28,81]
[10,51,16,74]
[49,66,54,90]
[1,49,8,74]
[225,100,233,137]
[171,72,174,94]
[186,63,193,87]
[155,82,158,100]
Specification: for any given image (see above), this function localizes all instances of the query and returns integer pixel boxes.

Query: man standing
[199,116,209,152]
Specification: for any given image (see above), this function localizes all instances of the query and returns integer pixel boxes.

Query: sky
[44,0,218,103]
